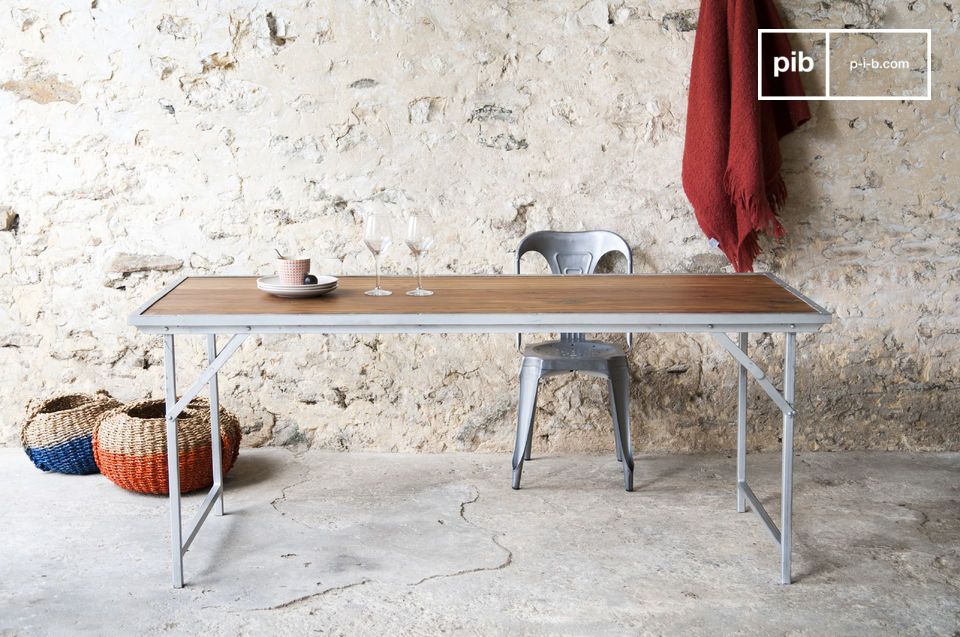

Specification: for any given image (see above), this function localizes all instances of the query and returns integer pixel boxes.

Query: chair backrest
[515,230,633,349]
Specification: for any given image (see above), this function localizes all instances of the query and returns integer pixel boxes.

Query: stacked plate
[257,275,338,298]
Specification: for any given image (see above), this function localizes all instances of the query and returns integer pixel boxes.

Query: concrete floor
[1,448,958,636]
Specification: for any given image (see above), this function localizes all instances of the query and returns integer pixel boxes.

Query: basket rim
[107,397,211,423]
[93,397,241,463]
[30,391,115,417]
[20,391,119,448]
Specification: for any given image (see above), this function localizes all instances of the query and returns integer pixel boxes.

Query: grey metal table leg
[736,333,748,513]
[208,334,224,516]
[160,332,248,588]
[714,331,799,585]
[164,334,184,589]
[781,332,797,585]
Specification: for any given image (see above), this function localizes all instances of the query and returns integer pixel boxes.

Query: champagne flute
[363,211,392,296]
[405,212,434,296]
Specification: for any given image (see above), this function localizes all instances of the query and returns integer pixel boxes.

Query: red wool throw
[682,0,810,272]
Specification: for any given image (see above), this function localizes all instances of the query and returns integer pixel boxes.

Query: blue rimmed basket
[20,391,121,475]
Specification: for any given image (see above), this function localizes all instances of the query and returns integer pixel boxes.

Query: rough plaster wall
[0,1,957,453]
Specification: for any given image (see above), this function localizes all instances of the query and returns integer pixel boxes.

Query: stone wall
[1,1,957,453]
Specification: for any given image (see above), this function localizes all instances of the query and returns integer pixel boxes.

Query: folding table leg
[164,334,184,589]
[781,332,797,585]
[736,333,748,513]
[208,334,224,516]
[715,331,799,585]
[158,332,248,588]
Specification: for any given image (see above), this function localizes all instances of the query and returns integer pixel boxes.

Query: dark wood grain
[140,275,820,316]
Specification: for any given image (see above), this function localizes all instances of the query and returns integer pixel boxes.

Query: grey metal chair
[511,230,635,492]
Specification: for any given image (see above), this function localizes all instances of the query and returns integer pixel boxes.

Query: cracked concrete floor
[1,448,958,636]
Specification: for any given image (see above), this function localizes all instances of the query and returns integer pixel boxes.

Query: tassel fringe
[722,166,790,272]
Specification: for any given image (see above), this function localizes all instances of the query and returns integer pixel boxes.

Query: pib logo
[772,50,814,78]
[759,28,931,101]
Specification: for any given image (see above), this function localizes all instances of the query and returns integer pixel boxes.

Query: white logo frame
[757,28,932,101]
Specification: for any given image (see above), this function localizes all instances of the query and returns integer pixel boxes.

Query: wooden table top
[135,275,827,327]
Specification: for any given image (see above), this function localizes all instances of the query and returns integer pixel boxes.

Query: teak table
[130,274,831,587]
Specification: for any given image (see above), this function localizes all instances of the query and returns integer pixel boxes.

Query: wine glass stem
[375,253,382,290]
[416,254,423,290]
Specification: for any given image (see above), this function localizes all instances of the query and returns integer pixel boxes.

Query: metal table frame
[129,273,831,588]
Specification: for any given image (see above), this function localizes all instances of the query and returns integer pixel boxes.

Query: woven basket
[93,398,241,495]
[20,391,121,475]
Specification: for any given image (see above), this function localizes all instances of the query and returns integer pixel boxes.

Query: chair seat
[522,340,625,362]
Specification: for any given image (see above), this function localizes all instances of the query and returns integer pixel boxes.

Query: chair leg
[607,378,623,462]
[524,417,534,461]
[609,363,634,492]
[512,364,540,489]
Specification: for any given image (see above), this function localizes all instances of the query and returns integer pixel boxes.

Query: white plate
[259,283,337,292]
[257,276,338,298]
[261,289,337,299]
[257,285,338,299]
[257,275,338,289]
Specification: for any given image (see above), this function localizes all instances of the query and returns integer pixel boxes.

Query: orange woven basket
[93,398,241,495]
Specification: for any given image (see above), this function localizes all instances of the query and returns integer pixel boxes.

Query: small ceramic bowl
[276,258,310,286]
